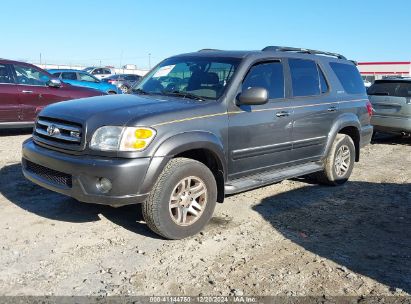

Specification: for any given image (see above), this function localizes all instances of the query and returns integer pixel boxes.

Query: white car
[83,67,115,80]
[364,80,372,87]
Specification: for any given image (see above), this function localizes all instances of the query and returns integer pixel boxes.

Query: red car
[0,59,105,128]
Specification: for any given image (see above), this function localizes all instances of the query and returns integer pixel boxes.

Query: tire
[120,85,129,94]
[107,91,117,95]
[142,158,217,239]
[314,134,355,186]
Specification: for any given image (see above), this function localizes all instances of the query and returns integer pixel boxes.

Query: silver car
[368,78,411,135]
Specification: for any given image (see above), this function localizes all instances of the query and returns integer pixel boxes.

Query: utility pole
[148,53,151,69]
[39,53,42,65]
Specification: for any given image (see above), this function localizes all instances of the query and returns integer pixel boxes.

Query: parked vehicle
[0,59,104,128]
[22,46,373,239]
[362,75,375,88]
[83,67,115,80]
[102,74,142,93]
[367,78,411,135]
[48,69,121,94]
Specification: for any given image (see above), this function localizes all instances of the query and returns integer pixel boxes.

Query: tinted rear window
[367,81,411,97]
[61,72,77,80]
[330,62,365,94]
[289,59,320,97]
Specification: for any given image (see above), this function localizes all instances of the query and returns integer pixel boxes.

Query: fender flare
[139,131,226,195]
[323,113,361,161]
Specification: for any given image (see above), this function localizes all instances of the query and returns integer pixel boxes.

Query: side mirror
[47,78,62,88]
[237,87,268,106]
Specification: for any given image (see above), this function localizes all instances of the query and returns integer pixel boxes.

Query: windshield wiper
[161,90,204,101]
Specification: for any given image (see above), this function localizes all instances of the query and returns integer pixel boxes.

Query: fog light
[96,177,112,193]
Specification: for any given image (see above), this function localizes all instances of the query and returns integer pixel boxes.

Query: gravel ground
[0,130,410,297]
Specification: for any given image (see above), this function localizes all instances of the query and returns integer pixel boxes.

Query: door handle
[327,106,337,112]
[21,90,33,94]
[275,111,290,117]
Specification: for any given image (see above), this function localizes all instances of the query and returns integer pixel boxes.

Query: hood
[39,94,213,128]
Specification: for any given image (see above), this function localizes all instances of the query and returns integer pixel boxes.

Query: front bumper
[371,115,411,133]
[22,139,152,207]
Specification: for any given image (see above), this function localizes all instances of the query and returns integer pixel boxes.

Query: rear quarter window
[330,62,365,94]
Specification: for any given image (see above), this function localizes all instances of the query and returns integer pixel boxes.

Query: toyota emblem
[47,125,60,136]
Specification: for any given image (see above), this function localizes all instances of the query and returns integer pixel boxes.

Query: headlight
[90,126,156,151]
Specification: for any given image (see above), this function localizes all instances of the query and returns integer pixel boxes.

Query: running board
[224,162,323,195]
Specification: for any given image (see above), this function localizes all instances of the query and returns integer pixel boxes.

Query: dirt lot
[0,130,410,297]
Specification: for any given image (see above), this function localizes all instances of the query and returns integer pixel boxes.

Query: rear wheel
[314,134,355,185]
[142,158,217,239]
[120,85,129,94]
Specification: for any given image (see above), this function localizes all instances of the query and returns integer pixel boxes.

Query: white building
[358,61,411,83]
[34,63,149,76]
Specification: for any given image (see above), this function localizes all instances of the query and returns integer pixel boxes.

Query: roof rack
[198,49,221,52]
[262,46,346,60]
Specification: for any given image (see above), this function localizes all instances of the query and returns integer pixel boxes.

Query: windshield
[83,67,94,73]
[132,56,241,100]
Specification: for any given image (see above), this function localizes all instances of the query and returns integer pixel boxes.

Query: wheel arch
[141,131,227,203]
[324,114,361,162]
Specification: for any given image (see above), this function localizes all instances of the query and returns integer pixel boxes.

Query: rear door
[0,63,20,123]
[289,58,339,161]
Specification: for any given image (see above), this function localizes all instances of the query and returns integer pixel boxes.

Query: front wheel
[142,158,217,239]
[314,134,355,185]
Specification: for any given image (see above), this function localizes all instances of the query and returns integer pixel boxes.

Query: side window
[0,64,13,84]
[319,67,329,93]
[103,68,111,74]
[61,72,78,80]
[52,72,62,78]
[289,59,320,97]
[79,73,99,83]
[242,61,285,99]
[330,62,366,94]
[14,64,50,86]
[125,75,138,81]
[92,69,101,75]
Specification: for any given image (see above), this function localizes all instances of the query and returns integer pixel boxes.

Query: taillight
[107,79,115,83]
[366,100,373,117]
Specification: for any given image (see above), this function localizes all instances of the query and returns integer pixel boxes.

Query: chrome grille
[34,117,83,150]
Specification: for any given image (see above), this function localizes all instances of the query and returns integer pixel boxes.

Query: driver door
[227,60,294,180]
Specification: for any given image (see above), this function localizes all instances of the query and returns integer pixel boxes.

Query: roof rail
[262,46,347,60]
[198,48,221,52]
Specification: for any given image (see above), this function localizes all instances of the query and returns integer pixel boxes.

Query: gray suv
[367,78,411,135]
[22,46,373,239]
